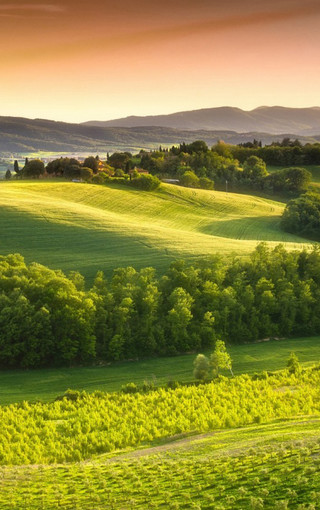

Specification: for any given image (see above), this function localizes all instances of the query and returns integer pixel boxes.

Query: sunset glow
[1,0,320,121]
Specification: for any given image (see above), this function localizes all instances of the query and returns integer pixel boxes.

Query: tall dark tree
[14,160,20,174]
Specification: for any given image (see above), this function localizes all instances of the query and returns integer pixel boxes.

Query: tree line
[6,138,318,195]
[1,244,320,368]
[231,138,320,166]
[139,142,312,194]
[6,155,161,190]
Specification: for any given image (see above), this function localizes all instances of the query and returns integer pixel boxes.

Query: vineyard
[0,421,320,510]
[0,367,319,466]
[0,408,319,508]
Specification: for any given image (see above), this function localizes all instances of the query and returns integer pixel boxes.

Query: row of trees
[8,156,103,180]
[6,156,161,190]
[139,143,312,194]
[1,244,320,368]
[5,140,318,196]
[231,140,320,166]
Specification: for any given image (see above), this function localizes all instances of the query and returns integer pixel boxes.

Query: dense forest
[1,244,320,369]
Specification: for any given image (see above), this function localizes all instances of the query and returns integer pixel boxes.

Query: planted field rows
[1,418,319,509]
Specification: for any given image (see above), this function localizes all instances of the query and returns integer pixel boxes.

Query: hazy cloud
[149,2,320,40]
[67,1,320,54]
[0,4,64,13]
[1,0,320,62]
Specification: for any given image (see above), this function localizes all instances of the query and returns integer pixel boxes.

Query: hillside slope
[0,181,310,279]
[0,114,319,152]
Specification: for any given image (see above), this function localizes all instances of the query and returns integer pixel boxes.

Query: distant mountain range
[84,106,320,136]
[1,107,320,153]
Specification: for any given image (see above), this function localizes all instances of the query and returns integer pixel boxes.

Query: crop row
[0,432,319,509]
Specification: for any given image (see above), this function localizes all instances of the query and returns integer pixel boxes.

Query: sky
[1,0,320,122]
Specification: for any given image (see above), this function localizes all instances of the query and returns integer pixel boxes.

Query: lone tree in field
[193,340,233,381]
[210,340,233,377]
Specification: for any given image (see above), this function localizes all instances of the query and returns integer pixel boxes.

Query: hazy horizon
[1,105,320,125]
[1,0,320,122]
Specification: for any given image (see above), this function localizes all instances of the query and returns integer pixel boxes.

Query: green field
[0,181,310,280]
[0,336,319,405]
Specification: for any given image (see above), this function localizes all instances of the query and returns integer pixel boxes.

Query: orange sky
[1,0,320,122]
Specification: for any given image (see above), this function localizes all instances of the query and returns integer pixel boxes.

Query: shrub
[80,167,93,180]
[121,382,139,394]
[193,354,210,381]
[180,170,200,188]
[130,174,160,190]
[199,177,214,189]
[287,352,301,375]
[92,173,109,184]
[114,168,125,177]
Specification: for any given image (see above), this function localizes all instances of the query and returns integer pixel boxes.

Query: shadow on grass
[199,215,309,242]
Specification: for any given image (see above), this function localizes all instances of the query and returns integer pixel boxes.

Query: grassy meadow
[0,336,319,405]
[0,180,310,280]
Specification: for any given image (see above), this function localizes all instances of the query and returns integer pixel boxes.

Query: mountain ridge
[83,106,320,135]
[1,108,320,153]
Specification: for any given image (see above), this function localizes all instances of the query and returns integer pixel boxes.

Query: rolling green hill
[0,181,311,279]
